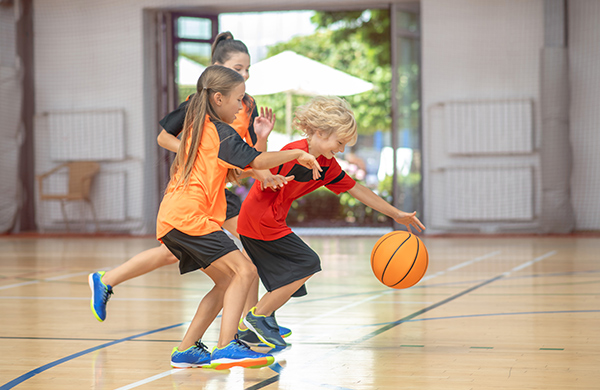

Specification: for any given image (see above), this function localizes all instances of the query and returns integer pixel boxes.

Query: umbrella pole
[286,91,292,140]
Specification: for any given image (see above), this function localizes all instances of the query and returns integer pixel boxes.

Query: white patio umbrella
[245,50,373,138]
[177,56,206,85]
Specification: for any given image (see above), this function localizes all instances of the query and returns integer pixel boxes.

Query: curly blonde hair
[293,96,358,146]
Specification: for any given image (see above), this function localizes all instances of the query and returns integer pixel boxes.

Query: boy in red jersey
[237,96,426,348]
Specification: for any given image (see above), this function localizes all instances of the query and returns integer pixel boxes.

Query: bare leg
[222,216,259,322]
[254,275,313,317]
[177,265,232,351]
[102,244,177,288]
[209,250,257,348]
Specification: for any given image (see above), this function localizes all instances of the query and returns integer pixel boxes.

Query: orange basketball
[370,231,428,289]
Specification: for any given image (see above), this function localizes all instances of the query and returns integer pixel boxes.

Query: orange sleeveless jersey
[156,116,261,240]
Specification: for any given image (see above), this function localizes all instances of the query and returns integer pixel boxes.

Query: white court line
[0,268,111,291]
[0,281,39,290]
[0,296,203,302]
[114,370,176,390]
[297,292,393,326]
[420,250,502,282]
[111,250,504,389]
[503,250,557,276]
[45,271,91,281]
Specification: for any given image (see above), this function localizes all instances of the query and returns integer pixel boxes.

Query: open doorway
[154,5,421,229]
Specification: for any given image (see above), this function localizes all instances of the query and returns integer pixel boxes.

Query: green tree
[254,28,391,136]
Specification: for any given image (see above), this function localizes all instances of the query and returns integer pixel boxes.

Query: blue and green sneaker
[88,271,113,322]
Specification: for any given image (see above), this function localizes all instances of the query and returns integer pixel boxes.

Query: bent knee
[237,261,257,281]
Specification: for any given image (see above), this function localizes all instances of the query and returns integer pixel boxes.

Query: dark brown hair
[211,31,253,115]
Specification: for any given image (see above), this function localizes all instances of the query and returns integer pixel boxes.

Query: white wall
[34,1,152,233]
[421,0,545,233]
[569,0,600,231]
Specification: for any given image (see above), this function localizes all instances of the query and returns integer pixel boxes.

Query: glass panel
[396,11,419,33]
[394,9,421,215]
[176,42,211,102]
[177,17,212,40]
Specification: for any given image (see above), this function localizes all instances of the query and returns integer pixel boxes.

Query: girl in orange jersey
[89,32,293,338]
[156,65,320,369]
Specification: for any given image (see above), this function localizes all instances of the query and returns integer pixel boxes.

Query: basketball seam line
[371,231,402,268]
[391,236,419,287]
[381,233,411,285]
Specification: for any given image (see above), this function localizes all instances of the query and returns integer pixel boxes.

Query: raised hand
[254,107,276,141]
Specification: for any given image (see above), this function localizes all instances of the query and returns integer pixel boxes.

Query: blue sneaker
[88,271,113,322]
[269,312,292,338]
[243,307,287,348]
[210,335,274,370]
[171,341,211,368]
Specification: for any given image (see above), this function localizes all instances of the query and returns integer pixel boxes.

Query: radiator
[47,109,125,161]
[445,100,533,155]
[445,167,534,221]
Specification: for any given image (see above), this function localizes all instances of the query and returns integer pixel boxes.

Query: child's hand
[394,211,426,233]
[260,175,295,191]
[254,107,275,141]
[296,151,322,180]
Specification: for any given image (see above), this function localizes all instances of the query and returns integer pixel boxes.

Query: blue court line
[0,322,187,390]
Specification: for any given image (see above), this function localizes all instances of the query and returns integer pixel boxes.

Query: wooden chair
[37,161,100,232]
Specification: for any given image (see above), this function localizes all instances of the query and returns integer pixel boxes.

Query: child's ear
[213,92,223,106]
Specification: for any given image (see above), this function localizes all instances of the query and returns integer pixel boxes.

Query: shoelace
[101,287,114,304]
[233,334,252,350]
[194,340,209,352]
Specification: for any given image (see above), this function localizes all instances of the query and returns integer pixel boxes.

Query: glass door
[390,3,422,226]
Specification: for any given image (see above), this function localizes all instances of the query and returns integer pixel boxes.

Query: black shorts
[239,233,321,297]
[162,228,239,274]
[225,189,242,220]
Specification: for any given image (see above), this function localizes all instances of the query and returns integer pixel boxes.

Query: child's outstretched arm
[237,169,295,191]
[250,150,322,180]
[347,183,426,233]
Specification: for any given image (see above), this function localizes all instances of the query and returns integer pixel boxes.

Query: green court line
[470,346,493,349]
[400,344,424,347]
[540,347,564,350]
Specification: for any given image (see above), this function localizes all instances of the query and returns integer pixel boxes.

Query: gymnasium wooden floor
[0,233,599,389]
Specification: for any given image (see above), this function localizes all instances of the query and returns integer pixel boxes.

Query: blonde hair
[293,96,358,146]
[170,65,244,189]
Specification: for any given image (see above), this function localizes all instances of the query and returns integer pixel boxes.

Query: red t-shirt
[237,139,356,241]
